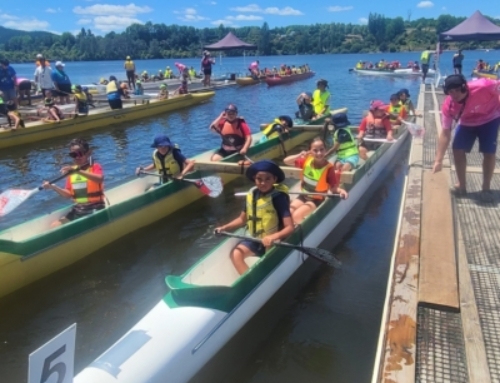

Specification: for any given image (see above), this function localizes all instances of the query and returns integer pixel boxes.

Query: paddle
[401,120,425,138]
[234,191,343,198]
[216,230,341,268]
[0,169,78,217]
[139,171,223,198]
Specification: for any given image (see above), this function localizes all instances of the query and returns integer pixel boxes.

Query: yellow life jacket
[152,149,181,180]
[74,92,87,103]
[106,81,118,94]
[124,60,135,70]
[301,156,333,200]
[262,118,284,140]
[334,128,358,159]
[68,167,104,204]
[388,102,403,123]
[165,69,173,78]
[246,184,289,238]
[312,89,330,115]
[189,69,196,77]
[356,62,363,69]
[420,51,432,64]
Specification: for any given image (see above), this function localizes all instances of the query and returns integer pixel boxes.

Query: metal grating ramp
[452,172,500,382]
[423,96,437,169]
[416,307,468,383]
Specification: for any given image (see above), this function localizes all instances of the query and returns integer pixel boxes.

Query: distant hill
[0,26,56,42]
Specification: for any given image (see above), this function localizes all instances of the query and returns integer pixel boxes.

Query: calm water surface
[0,51,492,382]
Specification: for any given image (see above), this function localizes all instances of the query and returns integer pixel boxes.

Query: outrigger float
[0,92,215,150]
[0,109,347,298]
[74,125,409,383]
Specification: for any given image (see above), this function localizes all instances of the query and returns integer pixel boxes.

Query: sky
[0,1,499,36]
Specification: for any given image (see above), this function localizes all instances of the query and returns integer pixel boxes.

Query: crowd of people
[247,61,311,79]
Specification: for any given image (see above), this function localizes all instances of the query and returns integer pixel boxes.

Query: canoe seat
[245,256,261,268]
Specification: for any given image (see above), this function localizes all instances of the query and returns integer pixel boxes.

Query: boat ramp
[372,83,499,383]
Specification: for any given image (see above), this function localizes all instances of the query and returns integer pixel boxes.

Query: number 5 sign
[29,324,76,383]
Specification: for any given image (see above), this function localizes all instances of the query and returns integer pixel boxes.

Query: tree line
[1,14,499,63]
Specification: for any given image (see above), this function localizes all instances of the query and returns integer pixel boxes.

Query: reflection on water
[0,53,415,383]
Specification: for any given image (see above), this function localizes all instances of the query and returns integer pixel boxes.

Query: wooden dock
[371,83,500,383]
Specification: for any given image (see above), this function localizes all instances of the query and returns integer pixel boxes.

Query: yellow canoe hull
[0,128,318,298]
[472,70,498,80]
[0,92,215,150]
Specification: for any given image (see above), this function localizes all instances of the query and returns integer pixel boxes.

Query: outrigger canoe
[74,126,409,383]
[0,109,348,298]
[265,71,315,86]
[351,68,435,77]
[472,69,499,80]
[0,92,215,150]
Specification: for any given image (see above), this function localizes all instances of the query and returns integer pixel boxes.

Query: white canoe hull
[353,68,435,77]
[74,130,409,383]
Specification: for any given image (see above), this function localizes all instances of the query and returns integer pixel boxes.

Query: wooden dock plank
[418,169,459,309]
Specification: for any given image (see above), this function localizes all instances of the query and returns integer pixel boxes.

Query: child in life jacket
[214,160,294,275]
[387,93,407,127]
[357,100,394,160]
[43,97,64,123]
[286,137,349,224]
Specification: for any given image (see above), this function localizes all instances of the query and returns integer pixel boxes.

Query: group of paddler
[31,76,417,273]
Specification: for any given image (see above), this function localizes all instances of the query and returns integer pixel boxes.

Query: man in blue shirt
[0,59,17,107]
[51,61,72,105]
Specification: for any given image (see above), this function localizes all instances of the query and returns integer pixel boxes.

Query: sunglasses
[68,151,85,159]
[225,109,237,114]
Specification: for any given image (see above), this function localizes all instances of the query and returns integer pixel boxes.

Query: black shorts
[215,147,239,158]
[297,195,323,207]
[203,68,212,76]
[421,64,430,74]
[239,240,266,256]
[454,64,462,69]
[360,141,381,151]
[108,98,123,109]
[55,83,72,97]
[65,203,105,221]
[18,80,32,91]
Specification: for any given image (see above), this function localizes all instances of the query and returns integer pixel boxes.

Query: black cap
[444,74,467,93]
[331,113,351,128]
[246,160,285,183]
[278,115,293,128]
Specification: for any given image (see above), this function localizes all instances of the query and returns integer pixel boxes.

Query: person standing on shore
[51,61,72,105]
[124,56,136,90]
[453,50,464,75]
[0,59,17,107]
[433,75,500,202]
[201,51,215,87]
[420,48,435,83]
[34,54,54,97]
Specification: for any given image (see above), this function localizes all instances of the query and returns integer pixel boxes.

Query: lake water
[0,50,498,382]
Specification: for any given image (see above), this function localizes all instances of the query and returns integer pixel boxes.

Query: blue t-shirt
[51,69,71,85]
[0,66,16,91]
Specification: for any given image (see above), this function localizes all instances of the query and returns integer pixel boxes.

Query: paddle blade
[301,246,342,268]
[402,120,425,138]
[197,176,223,198]
[0,189,37,217]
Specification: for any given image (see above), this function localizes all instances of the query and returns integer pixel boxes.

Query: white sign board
[29,323,76,383]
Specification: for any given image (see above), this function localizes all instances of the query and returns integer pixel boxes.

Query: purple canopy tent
[439,10,500,42]
[203,32,257,72]
[435,11,500,86]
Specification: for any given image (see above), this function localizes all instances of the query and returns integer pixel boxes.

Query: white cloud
[93,15,142,32]
[73,3,152,16]
[77,18,92,25]
[46,8,62,13]
[327,6,353,12]
[358,17,368,24]
[3,18,50,31]
[211,19,237,26]
[417,1,434,8]
[226,14,263,21]
[0,13,18,20]
[175,8,207,22]
[230,4,303,16]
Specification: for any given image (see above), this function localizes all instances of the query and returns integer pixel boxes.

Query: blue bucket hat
[151,134,172,148]
[246,160,285,183]
[331,113,351,128]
